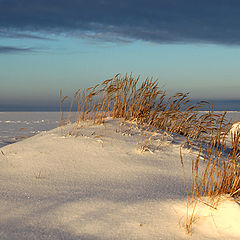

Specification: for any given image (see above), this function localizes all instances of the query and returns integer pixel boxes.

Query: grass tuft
[60,73,239,234]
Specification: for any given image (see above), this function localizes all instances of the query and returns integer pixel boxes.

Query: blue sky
[0,0,240,109]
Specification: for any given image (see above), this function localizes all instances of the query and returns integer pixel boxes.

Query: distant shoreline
[0,99,240,112]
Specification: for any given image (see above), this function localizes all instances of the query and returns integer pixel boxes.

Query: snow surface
[0,112,240,240]
[0,112,59,148]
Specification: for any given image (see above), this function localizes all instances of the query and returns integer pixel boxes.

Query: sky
[0,0,240,110]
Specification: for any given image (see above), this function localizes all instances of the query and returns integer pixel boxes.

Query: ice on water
[0,111,239,149]
[0,112,60,148]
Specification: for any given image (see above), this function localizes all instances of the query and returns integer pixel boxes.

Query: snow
[230,121,240,140]
[0,112,59,148]
[0,112,240,240]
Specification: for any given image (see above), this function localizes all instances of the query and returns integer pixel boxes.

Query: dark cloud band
[1,0,240,45]
[0,30,51,40]
[0,46,33,54]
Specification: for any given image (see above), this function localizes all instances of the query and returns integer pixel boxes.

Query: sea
[0,99,240,149]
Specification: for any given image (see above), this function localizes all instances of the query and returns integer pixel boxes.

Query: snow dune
[0,118,240,240]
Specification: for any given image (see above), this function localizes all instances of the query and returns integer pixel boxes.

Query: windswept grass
[181,118,239,234]
[61,73,228,143]
[60,73,239,234]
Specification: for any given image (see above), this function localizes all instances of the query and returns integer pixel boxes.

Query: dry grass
[61,73,239,234]
[59,89,69,126]
[62,73,227,143]
[182,121,239,234]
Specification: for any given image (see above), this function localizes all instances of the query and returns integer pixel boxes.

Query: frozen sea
[0,112,60,148]
[0,111,240,149]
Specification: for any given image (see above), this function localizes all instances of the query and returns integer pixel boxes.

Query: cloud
[0,30,52,40]
[76,31,133,44]
[0,46,34,54]
[1,0,240,45]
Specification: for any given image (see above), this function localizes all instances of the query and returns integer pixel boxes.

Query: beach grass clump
[61,73,237,190]
[196,134,239,201]
[182,122,240,234]
[60,73,239,234]
[61,73,229,146]
[61,74,238,196]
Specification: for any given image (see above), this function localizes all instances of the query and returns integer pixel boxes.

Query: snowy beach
[1,111,240,149]
[0,112,240,239]
[2,1,240,239]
